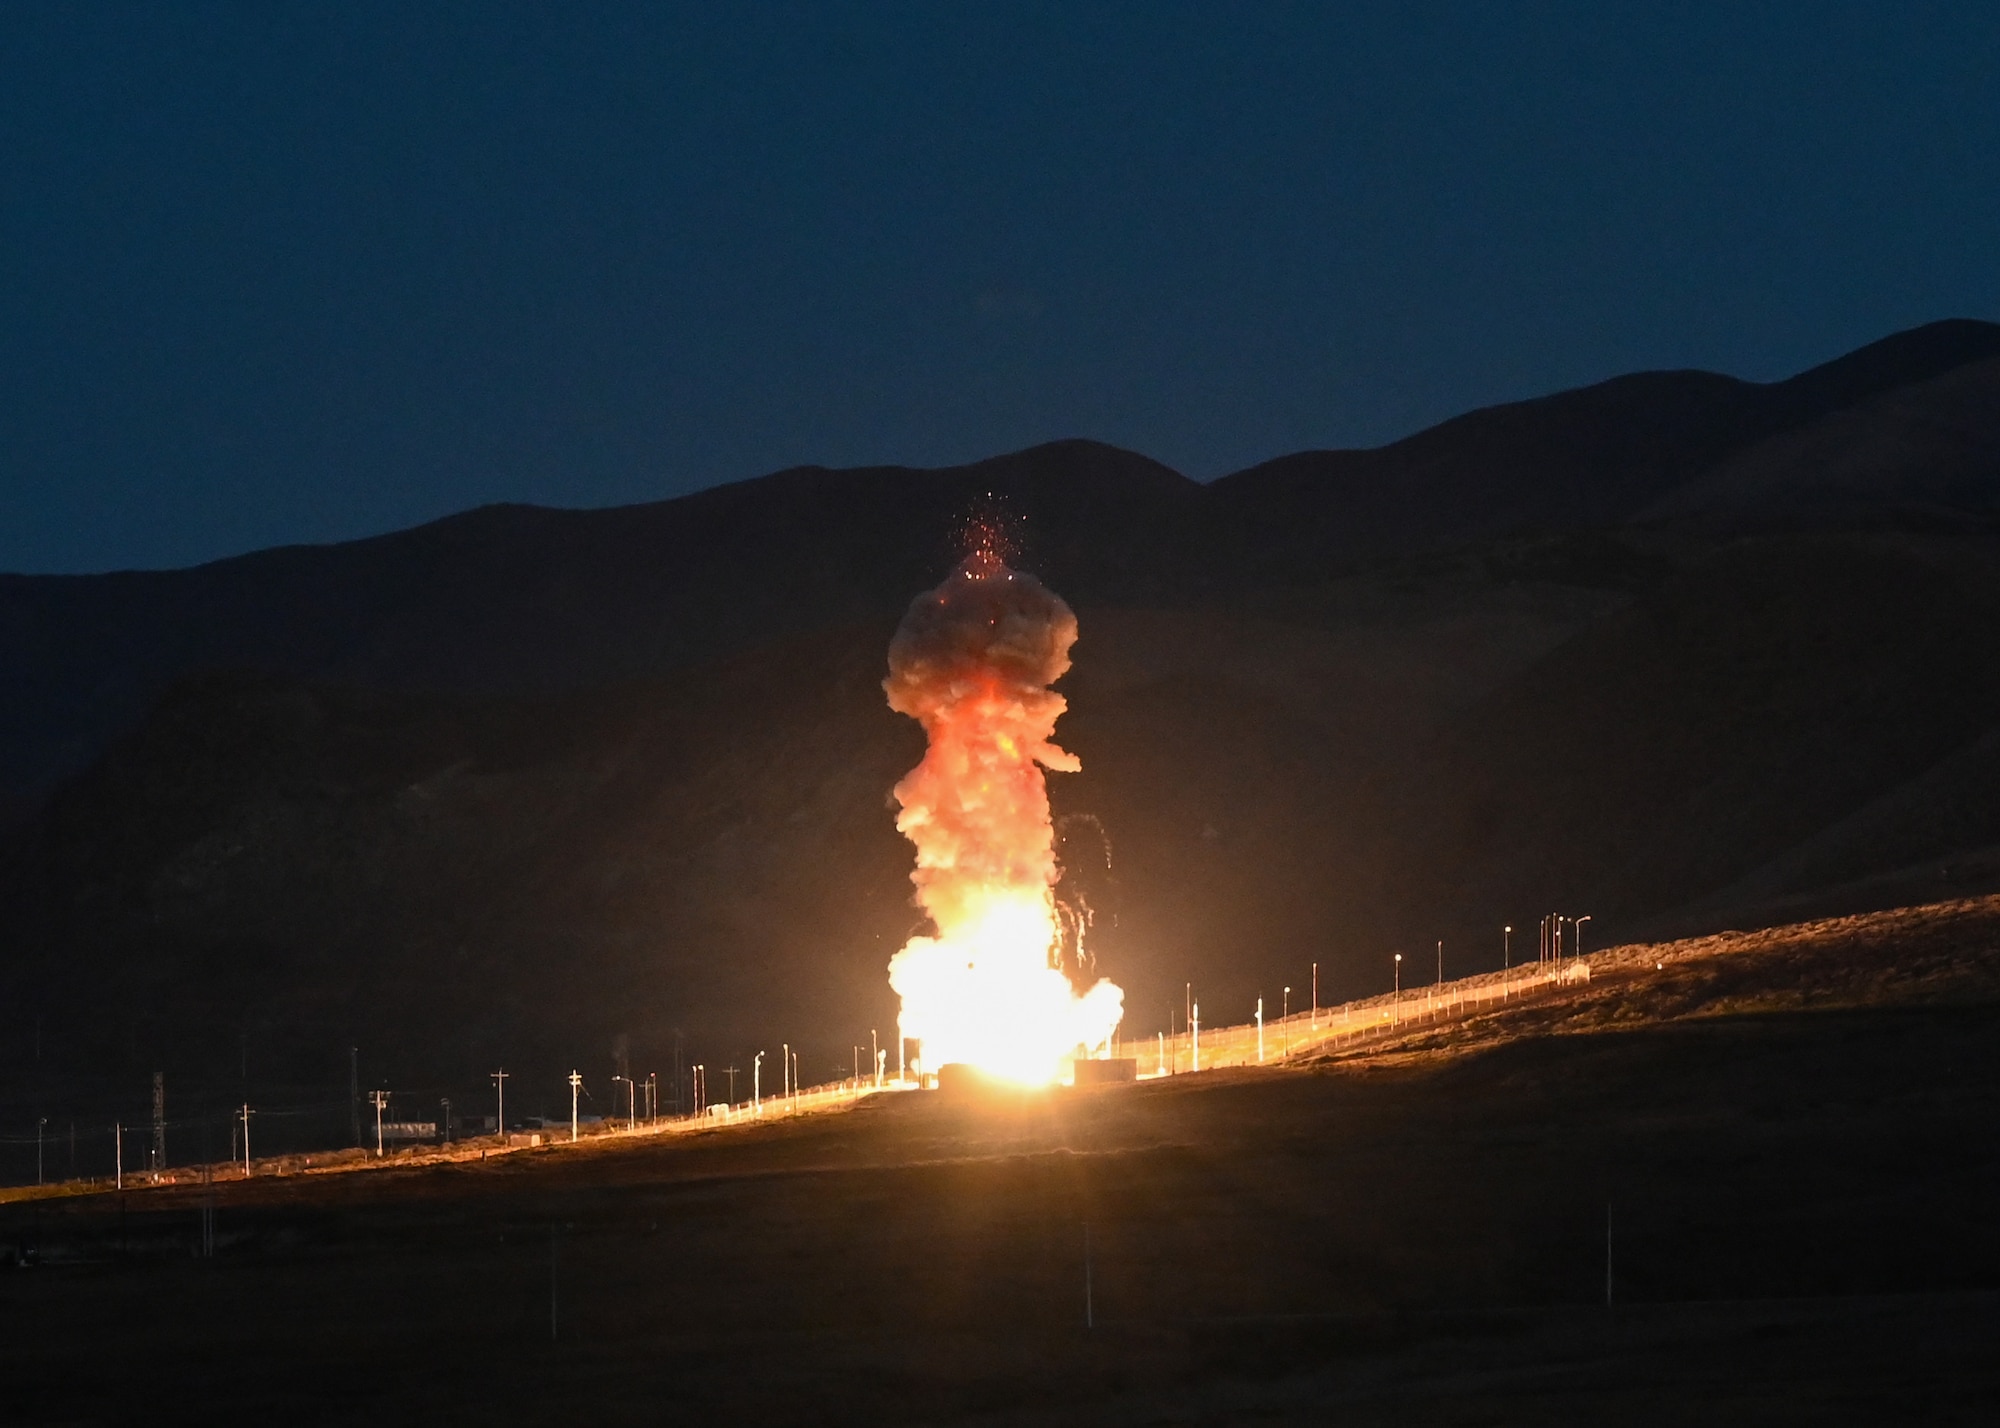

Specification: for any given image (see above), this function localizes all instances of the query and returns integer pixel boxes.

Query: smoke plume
[884,546,1124,1083]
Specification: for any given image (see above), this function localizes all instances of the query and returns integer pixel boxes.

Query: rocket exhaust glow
[884,543,1124,1084]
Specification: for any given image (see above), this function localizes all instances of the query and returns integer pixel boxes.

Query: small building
[380,1122,437,1143]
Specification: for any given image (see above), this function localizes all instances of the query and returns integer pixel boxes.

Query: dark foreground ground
[6,901,2000,1425]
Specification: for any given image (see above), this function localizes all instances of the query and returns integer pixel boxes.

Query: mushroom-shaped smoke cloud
[885,547,1124,1084]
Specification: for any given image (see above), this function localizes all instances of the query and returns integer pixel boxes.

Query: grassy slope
[3,897,1996,1423]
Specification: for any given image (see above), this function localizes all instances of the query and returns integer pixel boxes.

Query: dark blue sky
[3,3,1996,573]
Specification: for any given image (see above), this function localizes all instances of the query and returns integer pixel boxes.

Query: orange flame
[885,553,1124,1084]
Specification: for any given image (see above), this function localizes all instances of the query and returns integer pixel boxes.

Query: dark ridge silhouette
[0,439,1196,812]
[1208,318,2000,577]
[5,318,1996,821]
[6,318,2000,1124]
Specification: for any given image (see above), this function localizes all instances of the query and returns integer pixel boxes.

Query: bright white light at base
[889,888,1124,1085]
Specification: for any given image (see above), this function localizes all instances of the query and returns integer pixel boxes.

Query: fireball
[884,549,1124,1084]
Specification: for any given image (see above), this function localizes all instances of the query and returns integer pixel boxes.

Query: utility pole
[36,1117,46,1186]
[440,1097,453,1144]
[238,1104,254,1177]
[115,1122,122,1190]
[1083,1222,1094,1330]
[369,1090,390,1157]
[569,1071,583,1142]
[491,1068,509,1140]
[1606,1201,1615,1307]
[200,1126,214,1257]
[150,1072,165,1172]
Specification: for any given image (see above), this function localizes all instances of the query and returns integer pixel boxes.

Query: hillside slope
[6,319,2000,1124]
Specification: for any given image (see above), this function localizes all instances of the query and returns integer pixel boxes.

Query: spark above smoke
[885,545,1124,1085]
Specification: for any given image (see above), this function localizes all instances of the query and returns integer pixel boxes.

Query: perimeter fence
[0,954,1599,1195]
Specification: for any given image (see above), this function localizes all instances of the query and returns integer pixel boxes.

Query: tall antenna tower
[150,1071,165,1171]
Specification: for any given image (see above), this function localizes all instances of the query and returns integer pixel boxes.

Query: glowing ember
[885,545,1124,1085]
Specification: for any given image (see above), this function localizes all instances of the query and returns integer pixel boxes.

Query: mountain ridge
[7,318,2000,1123]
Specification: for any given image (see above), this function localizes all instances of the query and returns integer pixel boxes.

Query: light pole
[782,1043,790,1106]
[1574,915,1592,966]
[1256,997,1264,1063]
[568,1071,582,1142]
[1191,1002,1201,1072]
[1393,953,1402,1023]
[871,1029,878,1088]
[240,1103,255,1175]
[1311,963,1318,1029]
[369,1090,389,1158]
[1436,939,1443,987]
[36,1117,46,1185]
[1283,988,1290,1058]
[1504,925,1512,969]
[753,1052,764,1114]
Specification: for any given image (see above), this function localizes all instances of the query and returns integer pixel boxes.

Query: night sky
[3,3,1996,574]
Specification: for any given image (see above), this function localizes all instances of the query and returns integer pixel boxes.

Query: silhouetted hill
[1644,356,2000,528]
[1209,318,2000,578]
[0,440,1197,814]
[7,319,1997,823]
[6,318,2000,1130]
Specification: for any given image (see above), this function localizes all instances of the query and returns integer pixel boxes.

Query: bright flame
[885,549,1124,1084]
